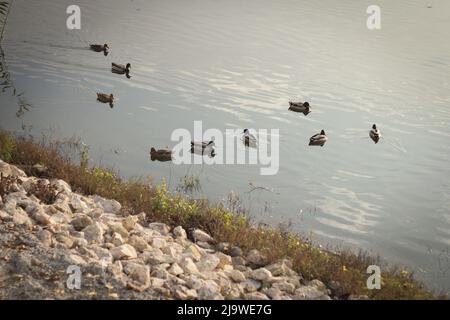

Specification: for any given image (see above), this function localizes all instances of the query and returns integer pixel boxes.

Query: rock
[228,270,246,282]
[264,287,283,299]
[128,235,148,252]
[143,250,175,265]
[294,285,328,300]
[122,216,138,231]
[55,234,74,248]
[51,179,71,194]
[32,208,51,225]
[173,226,187,239]
[348,294,369,300]
[266,259,295,277]
[92,246,113,264]
[69,194,89,213]
[168,263,184,276]
[246,249,267,267]
[215,242,230,253]
[244,292,269,300]
[197,254,220,272]
[272,281,296,293]
[184,244,204,261]
[71,215,93,231]
[37,229,53,247]
[82,222,104,244]
[72,237,88,248]
[174,287,197,300]
[179,257,199,274]
[240,279,261,292]
[198,280,223,300]
[12,211,33,228]
[91,195,121,214]
[68,254,87,266]
[229,246,243,257]
[151,277,165,288]
[308,279,327,293]
[192,229,214,243]
[249,268,272,281]
[49,212,70,225]
[216,252,232,269]
[124,262,150,288]
[231,256,246,267]
[151,237,167,249]
[111,232,124,246]
[110,244,137,260]
[0,161,26,177]
[196,241,213,250]
[108,222,129,238]
[148,222,170,235]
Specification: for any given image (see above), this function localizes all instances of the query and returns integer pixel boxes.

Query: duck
[288,101,311,116]
[96,93,114,108]
[112,63,131,78]
[190,140,215,156]
[90,43,109,56]
[309,129,328,147]
[243,129,257,147]
[369,124,380,144]
[150,147,172,162]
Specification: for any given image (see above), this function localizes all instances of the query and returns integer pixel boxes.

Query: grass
[0,129,440,299]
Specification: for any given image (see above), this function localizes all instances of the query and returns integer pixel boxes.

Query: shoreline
[0,130,438,299]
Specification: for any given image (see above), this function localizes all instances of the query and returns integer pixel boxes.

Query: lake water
[1,0,449,293]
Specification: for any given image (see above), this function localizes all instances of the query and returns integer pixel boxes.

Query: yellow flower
[342,265,348,272]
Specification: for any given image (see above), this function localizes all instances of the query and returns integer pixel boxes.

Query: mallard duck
[150,147,172,162]
[190,140,215,156]
[90,44,109,56]
[288,101,311,116]
[309,130,327,147]
[369,124,380,144]
[96,93,114,108]
[243,129,257,147]
[112,63,131,78]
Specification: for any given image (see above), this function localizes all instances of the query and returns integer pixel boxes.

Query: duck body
[309,130,328,147]
[150,147,172,162]
[90,43,109,56]
[190,140,215,156]
[112,63,131,78]
[96,93,114,108]
[243,129,257,148]
[288,101,311,116]
[369,124,380,144]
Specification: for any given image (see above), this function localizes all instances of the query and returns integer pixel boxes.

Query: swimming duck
[288,101,311,116]
[90,44,109,56]
[243,129,257,147]
[112,63,131,78]
[96,93,114,108]
[309,130,327,147]
[190,140,215,156]
[369,124,380,144]
[150,147,172,162]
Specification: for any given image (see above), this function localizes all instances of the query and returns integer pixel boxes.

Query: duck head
[103,44,109,56]
[372,124,377,130]
[243,129,249,134]
[126,63,131,71]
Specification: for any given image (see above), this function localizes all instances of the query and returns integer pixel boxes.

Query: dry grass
[0,130,439,299]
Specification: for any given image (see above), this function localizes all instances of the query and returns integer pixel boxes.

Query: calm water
[1,0,450,293]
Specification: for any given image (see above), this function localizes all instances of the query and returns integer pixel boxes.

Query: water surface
[1,0,450,293]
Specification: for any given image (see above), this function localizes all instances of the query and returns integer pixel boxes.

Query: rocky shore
[0,159,353,300]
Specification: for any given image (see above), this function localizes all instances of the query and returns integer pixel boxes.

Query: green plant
[0,133,15,162]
